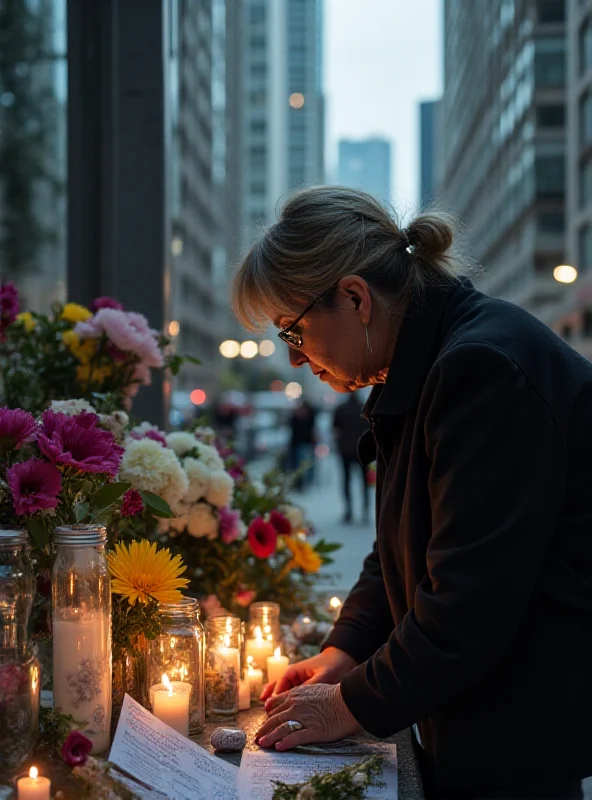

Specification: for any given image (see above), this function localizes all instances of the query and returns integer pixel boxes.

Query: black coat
[324,278,592,796]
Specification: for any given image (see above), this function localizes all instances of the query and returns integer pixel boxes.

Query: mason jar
[248,601,281,643]
[147,597,205,735]
[52,525,111,754]
[205,614,242,717]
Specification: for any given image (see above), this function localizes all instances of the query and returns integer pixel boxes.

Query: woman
[231,187,592,799]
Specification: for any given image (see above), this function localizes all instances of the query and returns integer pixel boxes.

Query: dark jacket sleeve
[340,343,567,737]
[322,541,394,664]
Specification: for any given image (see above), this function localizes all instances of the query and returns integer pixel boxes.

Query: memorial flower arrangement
[0,282,197,414]
[271,755,384,800]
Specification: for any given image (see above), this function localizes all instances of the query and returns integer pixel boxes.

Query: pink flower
[75,309,164,367]
[122,363,153,409]
[200,594,226,618]
[219,507,241,544]
[269,510,292,535]
[235,590,256,608]
[7,458,62,516]
[38,410,124,476]
[61,730,93,767]
[247,517,277,559]
[0,407,38,450]
[0,663,28,698]
[120,489,144,517]
[90,296,124,312]
[0,282,19,337]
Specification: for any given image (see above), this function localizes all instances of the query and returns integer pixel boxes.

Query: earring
[364,323,373,355]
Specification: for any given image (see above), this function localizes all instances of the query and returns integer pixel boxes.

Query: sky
[324,0,443,215]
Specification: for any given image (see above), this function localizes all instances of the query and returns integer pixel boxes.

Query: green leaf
[90,482,131,510]
[75,502,89,522]
[140,491,174,518]
[27,518,50,550]
[183,355,201,365]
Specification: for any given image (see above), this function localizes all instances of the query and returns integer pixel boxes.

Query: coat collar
[363,277,473,418]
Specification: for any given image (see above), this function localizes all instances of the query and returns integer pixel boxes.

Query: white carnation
[100,410,129,442]
[131,421,162,438]
[187,502,219,539]
[166,431,199,458]
[183,457,211,504]
[50,399,96,416]
[195,441,224,472]
[205,470,234,508]
[119,438,189,514]
[280,504,304,533]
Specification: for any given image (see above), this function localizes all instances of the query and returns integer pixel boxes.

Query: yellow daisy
[284,536,322,573]
[107,540,189,605]
[76,362,113,386]
[16,312,36,332]
[60,302,93,324]
[62,330,97,365]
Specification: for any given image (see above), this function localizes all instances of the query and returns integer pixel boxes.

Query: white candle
[245,625,274,669]
[267,647,289,684]
[17,767,50,800]
[150,674,191,736]
[53,611,111,753]
[239,676,251,710]
[247,657,264,700]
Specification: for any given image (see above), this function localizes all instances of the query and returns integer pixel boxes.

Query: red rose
[247,517,277,558]
[61,730,93,767]
[269,510,292,535]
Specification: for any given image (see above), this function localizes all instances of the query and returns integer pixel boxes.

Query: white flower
[205,470,234,508]
[183,457,211,504]
[352,772,366,788]
[131,421,162,438]
[186,502,219,539]
[194,426,217,445]
[50,399,96,416]
[166,431,199,458]
[281,504,304,533]
[195,441,224,472]
[99,410,129,442]
[119,438,188,514]
[236,519,247,540]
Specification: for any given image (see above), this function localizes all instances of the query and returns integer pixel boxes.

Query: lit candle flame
[264,624,271,634]
[162,673,173,695]
[273,647,281,658]
[223,634,230,648]
[247,655,253,665]
[226,617,232,633]
[302,616,311,624]
[329,596,342,610]
[254,625,263,640]
[29,767,38,780]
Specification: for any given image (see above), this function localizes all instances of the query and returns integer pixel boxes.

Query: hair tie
[401,228,416,255]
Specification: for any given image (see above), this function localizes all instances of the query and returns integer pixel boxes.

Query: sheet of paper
[109,694,239,800]
[237,746,398,800]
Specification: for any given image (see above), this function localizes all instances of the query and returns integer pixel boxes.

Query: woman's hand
[260,647,358,700]
[255,684,362,751]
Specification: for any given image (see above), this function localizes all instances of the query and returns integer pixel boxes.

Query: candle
[239,676,251,710]
[329,596,343,621]
[267,647,289,684]
[245,625,274,669]
[247,657,264,700]
[150,673,191,736]
[17,767,50,800]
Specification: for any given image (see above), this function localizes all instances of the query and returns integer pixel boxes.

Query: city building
[419,100,440,210]
[438,0,567,320]
[337,138,392,203]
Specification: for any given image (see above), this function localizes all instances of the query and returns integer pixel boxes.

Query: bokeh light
[219,340,240,358]
[240,340,258,359]
[258,339,276,357]
[190,389,207,406]
[285,381,302,399]
[553,265,577,284]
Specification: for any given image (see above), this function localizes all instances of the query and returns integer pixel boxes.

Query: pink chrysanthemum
[0,407,38,450]
[75,309,163,368]
[38,410,124,476]
[219,506,241,544]
[6,458,62,516]
[120,489,144,517]
[90,296,124,312]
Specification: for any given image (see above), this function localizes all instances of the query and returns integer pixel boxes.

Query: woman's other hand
[255,684,362,751]
[260,647,358,700]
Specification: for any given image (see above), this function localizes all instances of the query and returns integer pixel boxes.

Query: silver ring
[286,720,303,733]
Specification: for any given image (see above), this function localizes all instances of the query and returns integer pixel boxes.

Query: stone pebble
[210,727,247,752]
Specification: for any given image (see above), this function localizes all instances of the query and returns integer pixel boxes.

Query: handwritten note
[237,747,398,800]
[110,694,239,800]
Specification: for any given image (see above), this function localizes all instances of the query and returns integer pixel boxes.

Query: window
[535,154,564,195]
[579,224,592,271]
[250,5,265,23]
[250,35,266,49]
[580,18,592,75]
[536,104,565,127]
[250,90,266,107]
[250,63,267,79]
[250,145,266,169]
[536,0,564,22]
[537,212,564,232]
[249,119,267,135]
[534,39,565,87]
[580,90,592,147]
[580,159,592,209]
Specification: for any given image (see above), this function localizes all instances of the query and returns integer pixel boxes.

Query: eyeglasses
[277,287,336,349]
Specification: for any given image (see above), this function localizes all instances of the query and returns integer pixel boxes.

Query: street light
[553,264,578,284]
[168,320,180,337]
[259,339,276,357]
[220,340,240,358]
[240,340,258,359]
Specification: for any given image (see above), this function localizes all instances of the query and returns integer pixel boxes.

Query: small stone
[210,727,247,752]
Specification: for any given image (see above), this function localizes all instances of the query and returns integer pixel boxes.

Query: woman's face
[276,277,377,393]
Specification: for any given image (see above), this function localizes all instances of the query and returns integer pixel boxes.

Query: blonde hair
[232,186,463,331]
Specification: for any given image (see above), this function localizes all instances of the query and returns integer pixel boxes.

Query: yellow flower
[60,302,93,324]
[284,536,322,573]
[15,312,36,332]
[107,540,189,605]
[76,362,112,386]
[62,329,97,365]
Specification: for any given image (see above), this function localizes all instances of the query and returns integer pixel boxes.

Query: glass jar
[147,598,205,735]
[205,614,242,717]
[0,528,39,772]
[52,525,111,754]
[248,601,280,643]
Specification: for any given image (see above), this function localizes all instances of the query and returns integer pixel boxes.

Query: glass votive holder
[248,601,281,643]
[146,597,205,735]
[205,615,242,717]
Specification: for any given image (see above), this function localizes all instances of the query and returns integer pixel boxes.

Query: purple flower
[61,730,93,767]
[219,506,241,544]
[0,282,19,337]
[90,296,124,312]
[129,425,167,448]
[38,410,124,476]
[0,407,37,450]
[120,489,144,517]
[6,458,62,516]
[75,309,164,367]
[269,510,292,535]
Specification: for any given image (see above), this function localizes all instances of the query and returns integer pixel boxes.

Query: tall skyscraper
[419,100,440,210]
[438,0,566,320]
[337,138,392,203]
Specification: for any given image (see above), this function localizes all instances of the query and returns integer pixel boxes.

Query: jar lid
[0,528,28,547]
[53,524,107,546]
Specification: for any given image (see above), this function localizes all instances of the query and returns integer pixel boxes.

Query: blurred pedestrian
[288,399,317,490]
[333,393,370,523]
